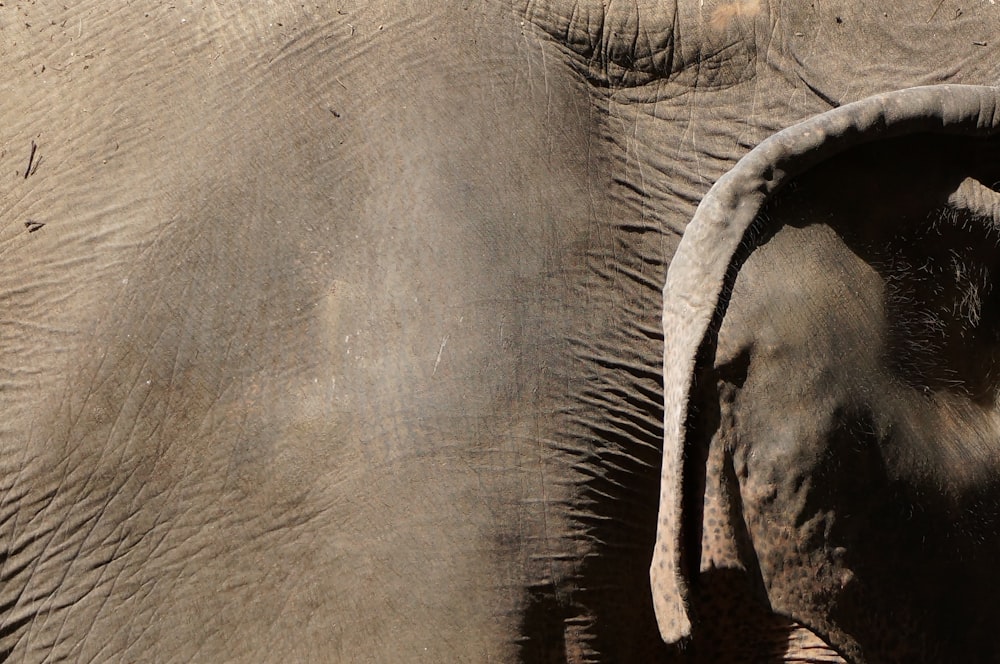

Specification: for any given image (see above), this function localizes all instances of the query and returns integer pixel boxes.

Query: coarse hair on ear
[762,133,1000,399]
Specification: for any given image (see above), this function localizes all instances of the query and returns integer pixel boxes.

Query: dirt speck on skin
[24,140,37,179]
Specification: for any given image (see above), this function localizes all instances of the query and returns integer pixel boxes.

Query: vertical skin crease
[0,2,999,664]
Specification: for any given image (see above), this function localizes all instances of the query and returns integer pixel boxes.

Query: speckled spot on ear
[698,400,744,571]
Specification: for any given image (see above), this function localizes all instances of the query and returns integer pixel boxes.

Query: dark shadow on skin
[687,569,817,663]
[825,448,1000,661]
[515,319,674,660]
[0,615,31,661]
[515,415,678,663]
[576,372,681,663]
[518,583,569,663]
[802,138,1000,660]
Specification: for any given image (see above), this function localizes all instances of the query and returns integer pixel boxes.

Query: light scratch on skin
[433,336,448,375]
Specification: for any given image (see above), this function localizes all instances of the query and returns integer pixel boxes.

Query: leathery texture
[0,0,997,662]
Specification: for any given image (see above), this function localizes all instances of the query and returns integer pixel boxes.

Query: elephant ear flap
[651,84,1000,645]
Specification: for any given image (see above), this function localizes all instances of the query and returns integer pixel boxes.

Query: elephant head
[5,0,1000,660]
[653,84,1000,661]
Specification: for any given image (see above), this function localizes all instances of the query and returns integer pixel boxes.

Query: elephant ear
[651,84,1000,645]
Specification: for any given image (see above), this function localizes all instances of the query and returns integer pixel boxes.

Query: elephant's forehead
[519,0,1000,245]
[523,0,1000,93]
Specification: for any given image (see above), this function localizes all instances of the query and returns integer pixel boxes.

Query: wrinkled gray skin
[2,1,1000,662]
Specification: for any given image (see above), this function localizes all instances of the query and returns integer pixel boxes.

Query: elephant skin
[1,1,1000,662]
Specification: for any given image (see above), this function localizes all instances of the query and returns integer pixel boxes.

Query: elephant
[2,0,1000,662]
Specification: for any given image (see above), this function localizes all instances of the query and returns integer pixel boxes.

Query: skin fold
[1,1,999,662]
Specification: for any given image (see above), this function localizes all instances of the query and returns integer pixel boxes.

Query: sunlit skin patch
[709,0,762,32]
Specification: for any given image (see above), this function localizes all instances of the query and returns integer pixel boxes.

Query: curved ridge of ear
[949,176,1000,220]
[651,84,1000,644]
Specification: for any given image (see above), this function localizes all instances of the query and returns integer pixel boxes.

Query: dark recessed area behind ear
[759,133,1000,402]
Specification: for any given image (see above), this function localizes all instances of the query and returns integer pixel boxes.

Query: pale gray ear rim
[651,84,1000,644]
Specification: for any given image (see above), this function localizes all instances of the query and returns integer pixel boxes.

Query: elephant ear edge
[651,83,1000,644]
